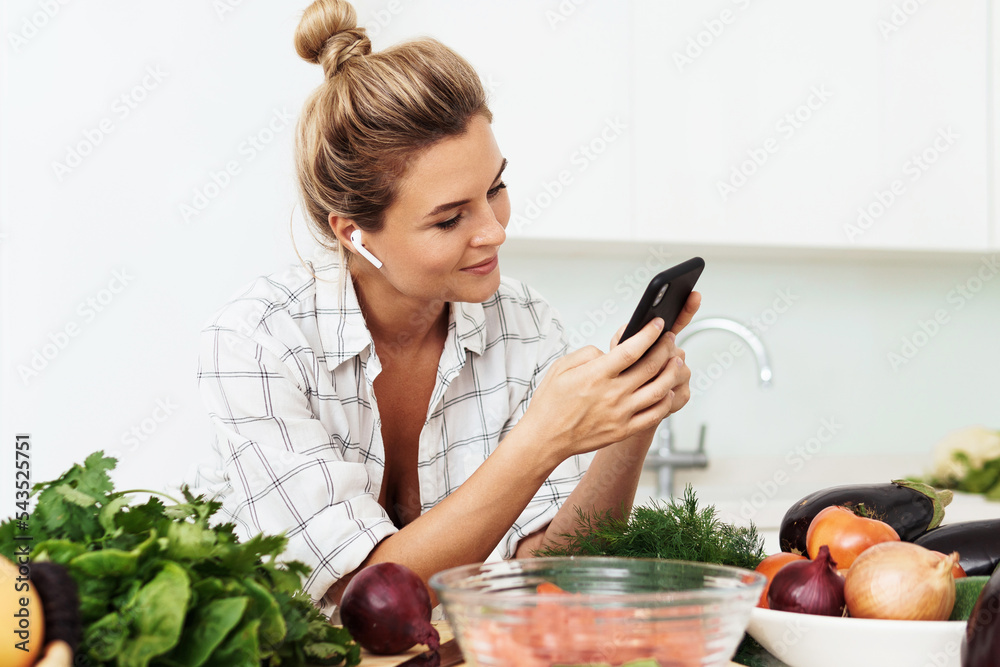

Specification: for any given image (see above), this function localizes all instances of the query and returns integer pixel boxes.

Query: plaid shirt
[196,252,590,611]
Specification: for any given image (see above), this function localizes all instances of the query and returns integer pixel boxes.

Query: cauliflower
[931,425,1000,482]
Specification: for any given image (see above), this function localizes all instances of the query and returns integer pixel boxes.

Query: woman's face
[358,114,510,305]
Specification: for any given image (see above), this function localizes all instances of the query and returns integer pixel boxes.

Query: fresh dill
[536,485,766,571]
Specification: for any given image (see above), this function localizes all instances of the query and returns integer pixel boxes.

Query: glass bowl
[430,556,765,667]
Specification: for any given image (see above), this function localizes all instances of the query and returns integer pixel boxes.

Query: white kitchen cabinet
[993,0,1000,250]
[631,0,991,251]
[405,0,634,242]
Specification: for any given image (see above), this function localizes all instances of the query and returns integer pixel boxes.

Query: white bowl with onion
[749,532,970,666]
[747,607,965,667]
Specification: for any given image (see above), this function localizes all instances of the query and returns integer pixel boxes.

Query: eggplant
[779,480,952,554]
[914,518,1000,577]
[962,564,1000,666]
[29,561,81,652]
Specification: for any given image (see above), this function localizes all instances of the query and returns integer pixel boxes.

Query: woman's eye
[487,181,507,199]
[435,183,506,230]
[436,213,462,230]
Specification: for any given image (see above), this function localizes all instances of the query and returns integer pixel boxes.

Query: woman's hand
[35,641,73,667]
[521,311,693,464]
[517,292,701,552]
[610,290,701,418]
[669,290,702,336]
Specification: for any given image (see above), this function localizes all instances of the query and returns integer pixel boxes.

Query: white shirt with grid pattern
[196,253,591,613]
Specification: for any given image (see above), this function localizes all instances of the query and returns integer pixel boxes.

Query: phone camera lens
[652,284,670,307]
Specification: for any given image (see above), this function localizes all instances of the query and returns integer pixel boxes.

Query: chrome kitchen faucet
[644,317,773,498]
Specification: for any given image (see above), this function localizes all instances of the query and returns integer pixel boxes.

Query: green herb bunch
[537,485,766,570]
[0,452,360,667]
[909,426,1000,501]
[913,451,1000,501]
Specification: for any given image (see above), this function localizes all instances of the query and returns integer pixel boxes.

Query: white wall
[1,1,997,507]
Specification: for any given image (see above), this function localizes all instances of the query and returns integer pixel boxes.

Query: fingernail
[666,331,676,342]
[653,318,665,330]
[675,357,684,367]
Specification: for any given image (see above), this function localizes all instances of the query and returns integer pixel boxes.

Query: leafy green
[169,596,249,667]
[733,635,791,667]
[0,451,360,667]
[911,451,1000,501]
[118,562,191,667]
[536,485,766,570]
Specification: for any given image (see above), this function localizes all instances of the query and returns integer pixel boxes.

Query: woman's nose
[472,209,507,247]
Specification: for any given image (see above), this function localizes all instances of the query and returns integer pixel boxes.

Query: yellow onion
[0,556,44,667]
[844,541,958,620]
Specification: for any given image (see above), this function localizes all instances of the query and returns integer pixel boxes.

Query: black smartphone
[619,257,705,343]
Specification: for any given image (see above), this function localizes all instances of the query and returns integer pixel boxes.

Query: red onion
[340,562,441,655]
[768,545,846,617]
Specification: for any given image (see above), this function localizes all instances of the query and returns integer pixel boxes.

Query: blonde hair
[293,0,492,262]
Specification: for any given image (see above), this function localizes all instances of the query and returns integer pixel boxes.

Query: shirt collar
[311,253,488,375]
[451,299,487,356]
[312,254,372,373]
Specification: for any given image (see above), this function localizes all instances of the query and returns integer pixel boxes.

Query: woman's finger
[554,344,604,371]
[626,356,683,413]
[670,290,702,334]
[35,641,74,667]
[629,358,692,430]
[628,388,677,434]
[598,317,664,377]
[618,326,678,387]
[609,323,627,349]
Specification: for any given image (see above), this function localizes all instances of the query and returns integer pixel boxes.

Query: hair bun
[294,0,372,78]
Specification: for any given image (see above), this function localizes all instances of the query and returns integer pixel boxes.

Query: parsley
[0,451,360,667]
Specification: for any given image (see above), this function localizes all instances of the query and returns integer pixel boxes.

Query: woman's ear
[329,214,383,269]
[328,212,356,249]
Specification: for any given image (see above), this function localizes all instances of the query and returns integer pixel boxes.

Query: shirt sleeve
[197,318,396,608]
[491,286,594,561]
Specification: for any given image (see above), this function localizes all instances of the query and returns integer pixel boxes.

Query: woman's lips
[462,255,499,275]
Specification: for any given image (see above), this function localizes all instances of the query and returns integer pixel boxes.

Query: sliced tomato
[535,581,568,595]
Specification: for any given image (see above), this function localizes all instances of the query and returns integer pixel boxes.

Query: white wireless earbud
[349,229,383,269]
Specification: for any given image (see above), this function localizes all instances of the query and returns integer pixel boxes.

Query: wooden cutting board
[359,622,454,666]
[359,622,740,666]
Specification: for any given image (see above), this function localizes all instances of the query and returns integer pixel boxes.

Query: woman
[197,0,700,614]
